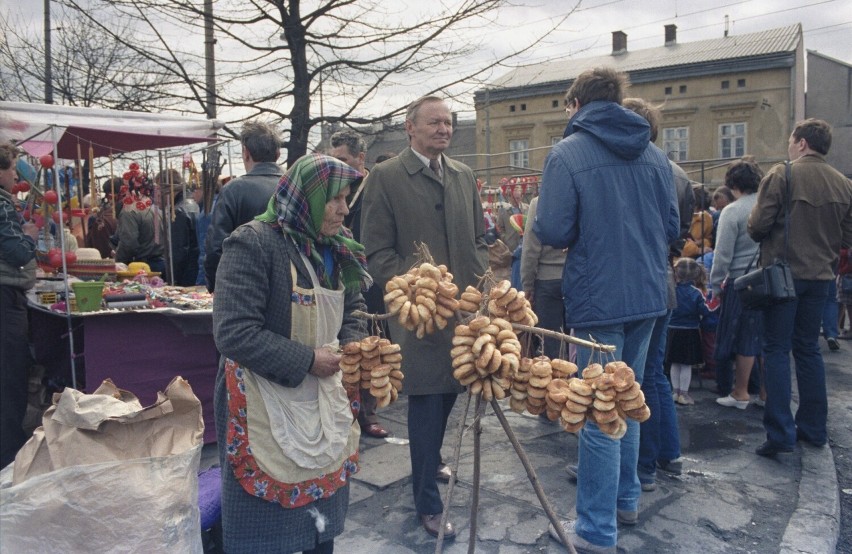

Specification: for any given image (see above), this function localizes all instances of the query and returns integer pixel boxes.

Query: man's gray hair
[405,96,445,124]
[240,121,281,163]
[330,129,366,156]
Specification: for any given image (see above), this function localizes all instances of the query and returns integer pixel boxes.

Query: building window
[509,139,530,169]
[509,105,516,113]
[520,104,527,111]
[665,86,672,95]
[552,100,559,108]
[737,78,746,88]
[663,127,689,162]
[719,122,747,158]
[679,85,687,94]
[721,80,730,89]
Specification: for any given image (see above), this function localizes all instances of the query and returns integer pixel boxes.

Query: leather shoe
[436,463,452,483]
[361,422,389,438]
[420,514,455,538]
[755,440,794,457]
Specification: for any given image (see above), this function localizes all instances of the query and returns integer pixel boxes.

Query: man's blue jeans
[762,279,829,448]
[573,317,656,548]
[638,312,680,479]
[822,277,838,339]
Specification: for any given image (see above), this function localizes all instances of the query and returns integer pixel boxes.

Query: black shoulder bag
[733,161,797,310]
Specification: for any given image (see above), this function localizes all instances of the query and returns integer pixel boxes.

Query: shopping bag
[0,377,204,554]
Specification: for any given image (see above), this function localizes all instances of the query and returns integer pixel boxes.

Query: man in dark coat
[360,96,488,539]
[329,129,392,439]
[204,121,283,292]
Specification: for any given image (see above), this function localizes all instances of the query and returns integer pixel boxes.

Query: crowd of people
[2,64,851,554]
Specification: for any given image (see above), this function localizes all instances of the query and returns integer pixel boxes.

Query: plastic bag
[0,377,204,553]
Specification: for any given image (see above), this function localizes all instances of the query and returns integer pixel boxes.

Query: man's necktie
[429,158,442,180]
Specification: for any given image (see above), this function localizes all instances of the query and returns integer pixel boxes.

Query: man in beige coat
[361,96,488,539]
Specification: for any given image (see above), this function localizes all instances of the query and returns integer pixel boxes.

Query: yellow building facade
[474,24,805,187]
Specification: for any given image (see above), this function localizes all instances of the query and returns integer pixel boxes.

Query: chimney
[612,31,627,55]
[665,24,677,46]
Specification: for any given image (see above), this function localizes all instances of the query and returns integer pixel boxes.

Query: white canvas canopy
[0,101,224,158]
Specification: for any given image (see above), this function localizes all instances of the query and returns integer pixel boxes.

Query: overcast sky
[459,0,851,115]
[7,0,850,120]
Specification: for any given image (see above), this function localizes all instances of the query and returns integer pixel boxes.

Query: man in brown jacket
[360,96,488,539]
[748,118,852,457]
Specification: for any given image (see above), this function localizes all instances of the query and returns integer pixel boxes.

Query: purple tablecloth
[30,306,218,444]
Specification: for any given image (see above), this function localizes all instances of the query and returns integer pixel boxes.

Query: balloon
[65,251,77,265]
[33,214,45,228]
[48,248,63,268]
[16,181,30,193]
[44,190,59,204]
[39,154,55,169]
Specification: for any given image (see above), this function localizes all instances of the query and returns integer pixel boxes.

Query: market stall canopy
[0,101,224,158]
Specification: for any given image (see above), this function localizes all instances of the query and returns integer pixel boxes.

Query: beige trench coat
[360,147,488,395]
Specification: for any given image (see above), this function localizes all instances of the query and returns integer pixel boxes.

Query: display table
[29,302,218,444]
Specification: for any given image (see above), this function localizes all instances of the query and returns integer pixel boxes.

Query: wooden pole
[351,310,616,353]
[75,141,87,242]
[468,395,483,554]
[434,392,472,554]
[490,398,577,553]
[109,152,116,219]
[89,145,96,207]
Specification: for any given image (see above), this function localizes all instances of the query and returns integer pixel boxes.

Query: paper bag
[1,376,205,554]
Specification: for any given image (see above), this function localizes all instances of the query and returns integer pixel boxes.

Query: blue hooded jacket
[534,101,679,327]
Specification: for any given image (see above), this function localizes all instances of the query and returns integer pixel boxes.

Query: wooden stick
[434,391,472,554]
[89,145,96,207]
[468,394,483,554]
[109,152,116,219]
[350,310,616,353]
[510,322,616,353]
[489,398,577,554]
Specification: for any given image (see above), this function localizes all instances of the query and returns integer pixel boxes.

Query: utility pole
[203,0,216,118]
[44,0,53,104]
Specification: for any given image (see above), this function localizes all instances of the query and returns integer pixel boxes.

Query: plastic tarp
[0,101,224,158]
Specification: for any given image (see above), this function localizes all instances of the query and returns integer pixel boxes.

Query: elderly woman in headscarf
[213,153,370,554]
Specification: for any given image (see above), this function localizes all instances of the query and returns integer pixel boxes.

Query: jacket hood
[563,101,651,160]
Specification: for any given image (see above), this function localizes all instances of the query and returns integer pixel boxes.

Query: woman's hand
[310,346,342,378]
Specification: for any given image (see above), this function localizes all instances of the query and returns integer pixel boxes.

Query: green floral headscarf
[257,153,371,292]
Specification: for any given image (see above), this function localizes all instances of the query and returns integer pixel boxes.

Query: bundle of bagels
[340,336,404,408]
[546,361,650,438]
[522,356,578,417]
[383,262,459,338]
[450,315,521,401]
[457,279,538,327]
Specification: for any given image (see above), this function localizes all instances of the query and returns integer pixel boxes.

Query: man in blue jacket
[535,67,679,553]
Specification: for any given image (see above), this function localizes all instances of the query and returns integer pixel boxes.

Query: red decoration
[47,248,64,268]
[43,190,59,204]
[52,211,70,224]
[22,209,30,220]
[33,214,45,228]
[39,154,55,169]
[11,183,20,194]
[64,251,77,265]
[136,201,146,211]
[16,181,30,193]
